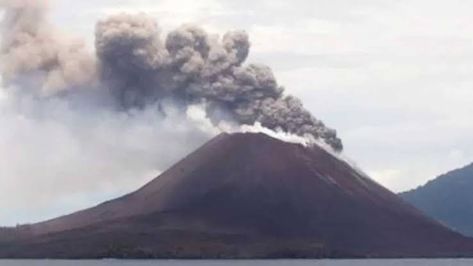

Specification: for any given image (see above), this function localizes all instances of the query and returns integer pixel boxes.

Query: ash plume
[0,3,343,151]
[0,0,96,95]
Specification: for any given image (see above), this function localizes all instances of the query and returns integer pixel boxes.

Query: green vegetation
[401,163,473,237]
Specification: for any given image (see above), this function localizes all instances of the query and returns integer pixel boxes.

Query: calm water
[1,260,473,266]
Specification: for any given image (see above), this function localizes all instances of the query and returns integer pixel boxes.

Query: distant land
[401,163,473,237]
[1,133,473,259]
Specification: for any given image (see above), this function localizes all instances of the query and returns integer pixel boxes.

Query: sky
[2,0,473,225]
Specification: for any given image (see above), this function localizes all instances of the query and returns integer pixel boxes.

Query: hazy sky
[2,0,473,225]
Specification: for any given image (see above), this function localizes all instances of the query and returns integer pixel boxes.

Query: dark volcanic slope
[401,163,473,237]
[2,133,473,258]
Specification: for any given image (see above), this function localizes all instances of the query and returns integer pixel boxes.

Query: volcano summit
[1,133,473,258]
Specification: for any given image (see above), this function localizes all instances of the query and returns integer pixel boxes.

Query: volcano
[1,133,473,258]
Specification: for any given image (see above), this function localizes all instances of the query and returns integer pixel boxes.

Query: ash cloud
[0,0,97,96]
[0,1,342,150]
[95,16,342,150]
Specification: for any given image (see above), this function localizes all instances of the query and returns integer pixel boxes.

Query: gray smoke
[1,3,343,151]
[0,0,96,95]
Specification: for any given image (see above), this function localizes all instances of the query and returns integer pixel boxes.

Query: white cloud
[0,92,215,225]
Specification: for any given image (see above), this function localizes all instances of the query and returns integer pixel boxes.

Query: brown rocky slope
[1,133,473,258]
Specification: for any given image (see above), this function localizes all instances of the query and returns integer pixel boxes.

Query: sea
[0,260,472,266]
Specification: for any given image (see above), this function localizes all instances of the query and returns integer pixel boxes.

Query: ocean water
[0,260,473,266]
